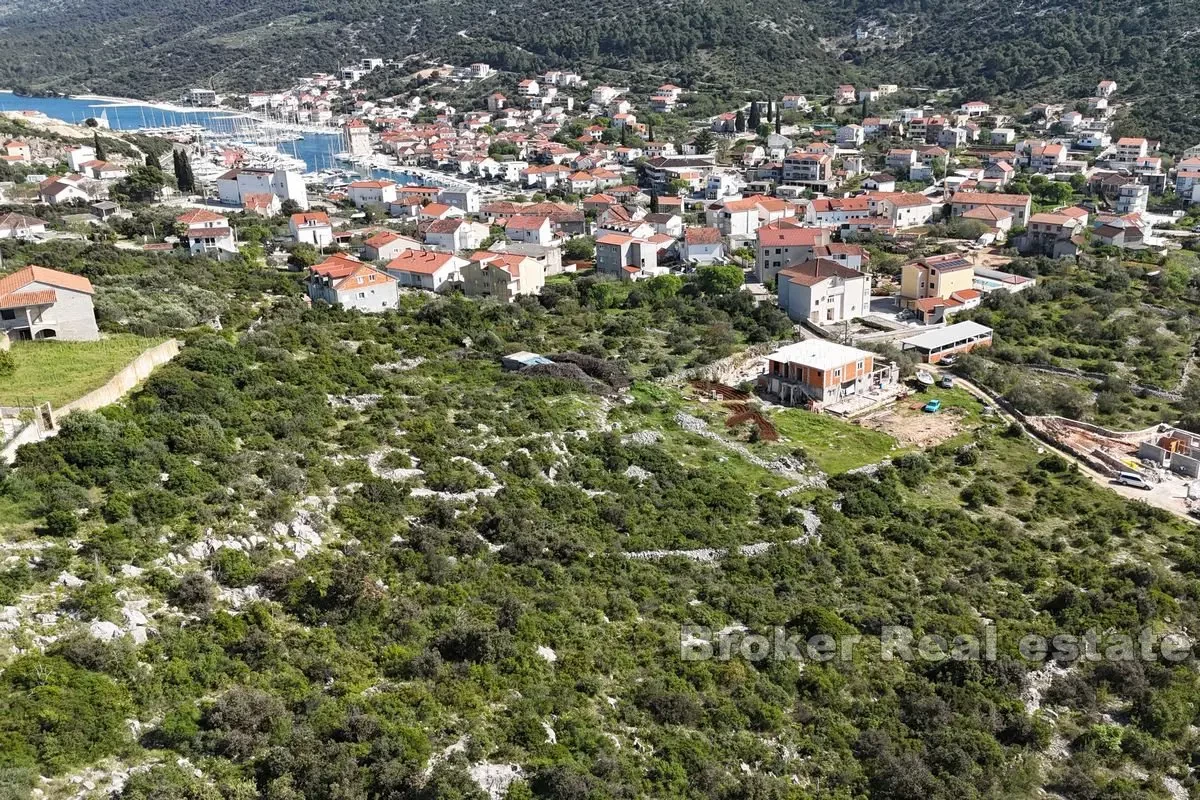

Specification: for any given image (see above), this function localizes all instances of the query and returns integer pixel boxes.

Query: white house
[38,175,91,205]
[385,249,468,292]
[424,218,489,252]
[777,258,871,326]
[177,209,237,259]
[308,257,398,313]
[682,227,725,265]
[217,167,309,210]
[362,230,421,262]
[289,212,334,247]
[66,146,96,173]
[504,215,553,246]
[348,179,400,208]
[0,212,47,240]
[0,264,100,341]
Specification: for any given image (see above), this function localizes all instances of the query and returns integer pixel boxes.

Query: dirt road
[934,367,1199,526]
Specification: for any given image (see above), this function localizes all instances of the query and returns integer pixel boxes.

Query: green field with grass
[0,334,164,408]
[769,408,901,473]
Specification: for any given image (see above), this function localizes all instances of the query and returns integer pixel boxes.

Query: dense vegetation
[2,244,1200,799]
[955,249,1200,430]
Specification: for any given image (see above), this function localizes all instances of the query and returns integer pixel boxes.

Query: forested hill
[0,0,1198,138]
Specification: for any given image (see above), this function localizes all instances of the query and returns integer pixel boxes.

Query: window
[0,309,15,321]
[856,360,864,370]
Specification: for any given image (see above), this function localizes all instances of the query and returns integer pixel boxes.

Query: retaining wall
[0,339,180,464]
[58,339,180,415]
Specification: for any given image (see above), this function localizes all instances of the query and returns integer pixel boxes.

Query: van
[1116,471,1152,490]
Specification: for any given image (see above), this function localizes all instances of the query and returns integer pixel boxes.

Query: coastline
[1,89,240,117]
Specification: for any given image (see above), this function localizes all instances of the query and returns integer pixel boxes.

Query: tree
[756,123,769,138]
[619,125,629,145]
[734,109,746,133]
[697,264,744,295]
[766,101,774,122]
[488,141,519,158]
[649,191,660,214]
[288,243,319,270]
[775,108,782,135]
[563,236,595,261]
[93,132,106,161]
[747,101,761,130]
[113,165,164,202]
[0,350,13,377]
[173,150,196,194]
[692,130,715,154]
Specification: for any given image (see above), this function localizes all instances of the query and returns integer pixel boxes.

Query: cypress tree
[775,110,782,136]
[173,150,196,193]
[93,132,106,161]
[747,101,761,131]
[734,109,746,133]
[649,190,660,214]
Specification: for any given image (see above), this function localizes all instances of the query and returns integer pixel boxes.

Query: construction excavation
[1028,417,1200,516]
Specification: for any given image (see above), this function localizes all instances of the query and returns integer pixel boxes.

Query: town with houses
[8,41,1200,800]
[0,62,1192,378]
[0,60,1198,475]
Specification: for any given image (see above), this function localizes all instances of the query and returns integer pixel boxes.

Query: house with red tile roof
[384,249,468,292]
[462,251,544,301]
[596,232,662,280]
[419,202,461,221]
[308,261,398,313]
[348,179,399,208]
[0,265,99,340]
[178,209,237,258]
[424,218,490,252]
[504,215,553,246]
[682,227,725,265]
[242,192,279,217]
[755,220,834,282]
[289,212,334,247]
[362,230,422,262]
[0,212,47,240]
[777,258,871,325]
[950,191,1033,225]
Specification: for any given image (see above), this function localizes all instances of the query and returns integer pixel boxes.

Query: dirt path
[941,368,1198,526]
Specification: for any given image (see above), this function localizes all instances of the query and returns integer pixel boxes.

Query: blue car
[923,398,942,413]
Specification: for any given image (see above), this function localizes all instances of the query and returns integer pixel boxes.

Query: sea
[0,91,408,180]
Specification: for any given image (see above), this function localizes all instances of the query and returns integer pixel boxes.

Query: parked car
[923,398,942,413]
[1116,471,1153,490]
[939,375,954,389]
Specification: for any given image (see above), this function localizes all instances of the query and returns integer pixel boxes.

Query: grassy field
[768,408,901,473]
[0,334,163,408]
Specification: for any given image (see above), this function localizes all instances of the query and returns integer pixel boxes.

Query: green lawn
[0,334,164,408]
[768,408,901,473]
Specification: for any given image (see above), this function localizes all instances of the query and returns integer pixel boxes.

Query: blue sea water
[0,92,356,174]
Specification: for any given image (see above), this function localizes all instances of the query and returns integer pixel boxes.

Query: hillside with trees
[1,241,1200,798]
